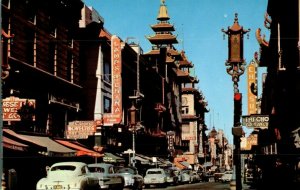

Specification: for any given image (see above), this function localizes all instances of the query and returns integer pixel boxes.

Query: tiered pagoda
[142,0,189,158]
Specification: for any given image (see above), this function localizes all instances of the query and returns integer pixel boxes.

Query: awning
[55,139,103,157]
[3,129,76,156]
[180,161,192,168]
[103,153,125,163]
[18,134,76,156]
[3,129,47,154]
[3,136,28,152]
[135,155,150,165]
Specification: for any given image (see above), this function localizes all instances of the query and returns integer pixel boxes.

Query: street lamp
[222,13,250,190]
[128,100,137,167]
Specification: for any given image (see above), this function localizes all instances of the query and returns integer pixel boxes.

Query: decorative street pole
[222,13,250,190]
[128,100,137,167]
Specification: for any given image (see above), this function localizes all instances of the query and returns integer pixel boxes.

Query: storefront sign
[242,115,269,129]
[2,96,35,121]
[66,121,96,139]
[247,59,258,115]
[104,35,123,125]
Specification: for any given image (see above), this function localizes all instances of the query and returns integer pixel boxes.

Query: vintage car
[87,163,124,190]
[179,169,192,184]
[220,170,233,183]
[36,161,99,190]
[116,166,144,190]
[143,168,168,188]
[164,168,179,186]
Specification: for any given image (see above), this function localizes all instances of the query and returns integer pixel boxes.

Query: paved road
[142,181,232,190]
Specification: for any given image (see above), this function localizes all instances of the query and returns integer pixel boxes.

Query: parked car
[213,172,225,182]
[220,170,233,183]
[178,169,191,184]
[190,171,201,183]
[143,168,168,188]
[164,168,179,186]
[116,166,144,190]
[197,171,210,182]
[88,163,124,190]
[36,161,99,190]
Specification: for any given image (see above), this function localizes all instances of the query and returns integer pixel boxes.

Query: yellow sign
[247,60,257,115]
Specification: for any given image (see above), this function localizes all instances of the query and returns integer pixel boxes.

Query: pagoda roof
[151,22,175,31]
[147,34,178,44]
[175,69,189,77]
[144,48,181,57]
[174,69,199,83]
[179,51,193,68]
[179,75,199,84]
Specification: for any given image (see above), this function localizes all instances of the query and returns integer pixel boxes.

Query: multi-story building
[254,0,300,187]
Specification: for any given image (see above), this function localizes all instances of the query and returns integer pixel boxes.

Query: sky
[83,0,270,143]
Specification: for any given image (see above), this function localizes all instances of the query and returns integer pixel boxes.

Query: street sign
[242,115,269,129]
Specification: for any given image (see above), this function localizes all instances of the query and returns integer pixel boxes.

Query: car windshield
[117,168,135,174]
[51,165,76,171]
[147,170,162,174]
[88,167,105,173]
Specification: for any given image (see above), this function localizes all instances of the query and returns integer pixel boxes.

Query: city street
[142,182,231,190]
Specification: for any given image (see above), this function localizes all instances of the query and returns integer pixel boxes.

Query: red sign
[104,35,123,125]
[2,96,35,121]
[66,121,96,139]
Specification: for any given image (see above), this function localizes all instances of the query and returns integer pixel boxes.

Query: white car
[36,161,99,190]
[220,170,233,183]
[179,169,192,184]
[88,163,124,190]
[116,166,144,190]
[143,168,168,188]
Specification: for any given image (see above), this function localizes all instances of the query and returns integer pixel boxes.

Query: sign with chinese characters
[167,131,175,152]
[2,96,35,121]
[242,115,269,129]
[247,59,258,115]
[66,120,96,139]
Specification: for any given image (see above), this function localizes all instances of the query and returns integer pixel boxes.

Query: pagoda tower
[143,0,185,157]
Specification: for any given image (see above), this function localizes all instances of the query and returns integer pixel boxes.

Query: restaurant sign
[66,121,96,139]
[2,96,36,121]
[242,115,269,129]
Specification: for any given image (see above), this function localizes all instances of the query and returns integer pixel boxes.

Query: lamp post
[222,13,250,190]
[128,100,137,167]
[94,114,104,163]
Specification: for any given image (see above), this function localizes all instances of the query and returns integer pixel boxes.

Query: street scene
[1,0,300,190]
